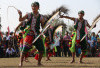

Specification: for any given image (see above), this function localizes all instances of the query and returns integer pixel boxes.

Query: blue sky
[0,0,100,33]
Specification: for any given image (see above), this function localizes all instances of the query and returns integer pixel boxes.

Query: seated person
[6,46,15,57]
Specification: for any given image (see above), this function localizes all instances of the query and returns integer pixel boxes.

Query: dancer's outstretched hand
[18,10,22,16]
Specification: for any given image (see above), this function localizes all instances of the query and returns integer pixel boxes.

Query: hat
[31,2,39,7]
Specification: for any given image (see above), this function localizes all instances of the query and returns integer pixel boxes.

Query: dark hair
[31,2,39,7]
[78,10,85,15]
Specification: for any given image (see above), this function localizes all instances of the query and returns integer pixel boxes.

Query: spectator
[55,32,61,57]
[0,41,4,58]
[63,32,71,57]
[2,37,7,55]
[75,45,81,57]
[87,36,93,57]
[14,35,19,56]
[8,32,14,47]
[0,34,2,42]
[91,32,97,57]
[60,35,64,57]
[5,32,9,48]
[6,46,15,57]
[96,34,100,49]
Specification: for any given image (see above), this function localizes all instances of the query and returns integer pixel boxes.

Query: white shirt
[88,40,93,47]
[55,37,60,46]
[6,35,12,40]
[6,48,15,54]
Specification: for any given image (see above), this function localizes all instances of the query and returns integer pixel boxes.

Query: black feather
[44,6,69,23]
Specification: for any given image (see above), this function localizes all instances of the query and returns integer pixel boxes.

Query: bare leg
[46,52,51,61]
[71,52,75,63]
[19,52,24,67]
[38,52,43,66]
[24,53,29,62]
[80,52,85,63]
[24,56,29,62]
[46,52,49,61]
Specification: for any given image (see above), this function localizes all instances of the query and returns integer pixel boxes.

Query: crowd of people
[0,31,100,58]
[61,32,100,57]
[52,31,100,58]
[0,32,19,58]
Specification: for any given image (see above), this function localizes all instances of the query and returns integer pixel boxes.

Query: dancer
[15,21,30,62]
[17,2,45,66]
[60,10,96,63]
[44,26,53,61]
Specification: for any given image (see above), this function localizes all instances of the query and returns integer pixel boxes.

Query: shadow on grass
[1,65,100,68]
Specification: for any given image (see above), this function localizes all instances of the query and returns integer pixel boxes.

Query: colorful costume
[17,33,23,51]
[70,31,76,52]
[20,12,44,54]
[72,18,88,52]
[44,28,54,56]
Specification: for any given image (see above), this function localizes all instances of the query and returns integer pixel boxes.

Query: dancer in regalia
[17,2,45,66]
[44,26,54,61]
[60,10,96,63]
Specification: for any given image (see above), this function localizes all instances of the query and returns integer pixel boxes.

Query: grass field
[0,57,100,68]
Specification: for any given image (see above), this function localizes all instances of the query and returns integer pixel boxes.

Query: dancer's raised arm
[60,15,75,21]
[18,10,28,21]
